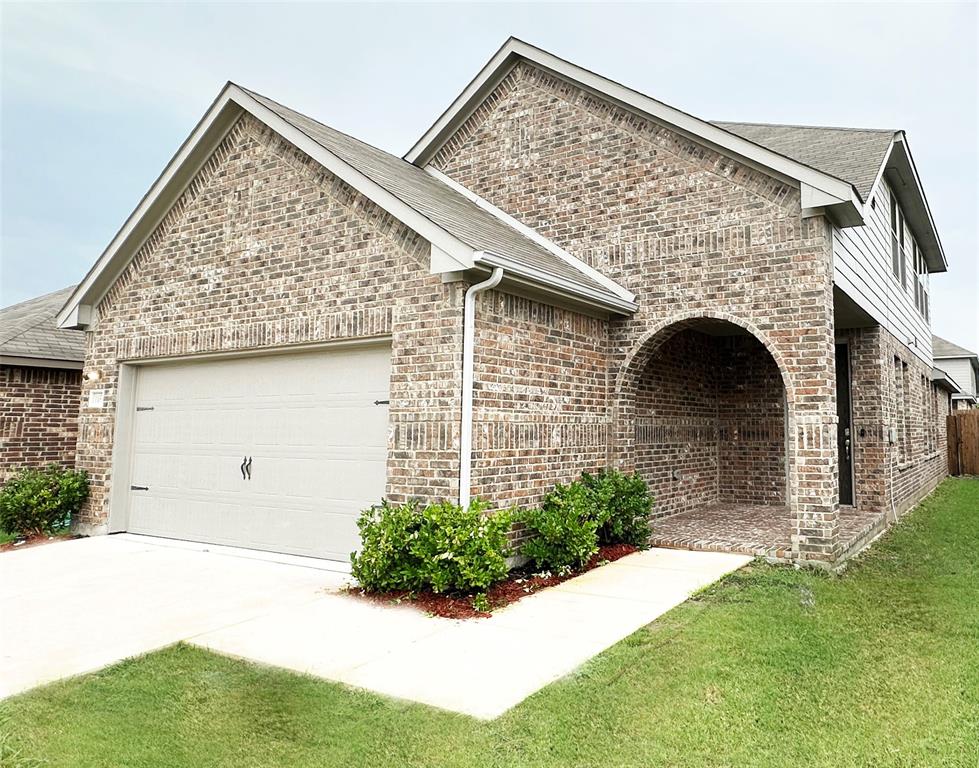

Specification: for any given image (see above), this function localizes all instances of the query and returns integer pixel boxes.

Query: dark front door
[835,343,854,506]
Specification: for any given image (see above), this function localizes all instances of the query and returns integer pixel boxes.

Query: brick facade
[76,115,464,530]
[434,62,840,561]
[0,365,81,482]
[71,60,948,565]
[471,291,609,507]
[845,325,948,518]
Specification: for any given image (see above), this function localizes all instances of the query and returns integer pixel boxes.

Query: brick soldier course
[56,39,953,566]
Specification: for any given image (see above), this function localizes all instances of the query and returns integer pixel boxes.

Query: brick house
[1,287,85,482]
[57,39,953,565]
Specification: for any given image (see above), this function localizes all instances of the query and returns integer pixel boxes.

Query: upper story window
[889,187,929,321]
[914,241,931,321]
[890,195,904,283]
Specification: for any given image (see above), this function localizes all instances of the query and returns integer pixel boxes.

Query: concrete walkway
[2,534,749,718]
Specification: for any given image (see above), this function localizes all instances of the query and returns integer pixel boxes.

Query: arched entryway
[615,315,795,557]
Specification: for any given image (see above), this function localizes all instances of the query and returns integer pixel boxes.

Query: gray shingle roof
[0,286,85,363]
[711,122,895,201]
[932,334,977,359]
[243,87,623,302]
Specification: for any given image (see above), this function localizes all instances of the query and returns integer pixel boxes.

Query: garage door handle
[245,456,252,480]
[240,457,247,480]
[130,485,149,491]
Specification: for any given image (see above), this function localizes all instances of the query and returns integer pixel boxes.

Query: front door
[835,343,854,506]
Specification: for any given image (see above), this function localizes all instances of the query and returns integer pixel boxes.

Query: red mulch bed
[0,532,80,553]
[349,543,638,620]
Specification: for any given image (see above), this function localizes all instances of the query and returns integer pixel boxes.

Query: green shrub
[349,499,426,593]
[0,465,88,537]
[519,481,605,572]
[581,469,653,546]
[411,499,512,593]
[350,498,512,594]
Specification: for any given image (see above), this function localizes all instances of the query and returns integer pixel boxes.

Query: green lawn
[4,478,978,768]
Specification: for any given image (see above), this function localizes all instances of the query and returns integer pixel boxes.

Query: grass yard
[3,478,977,768]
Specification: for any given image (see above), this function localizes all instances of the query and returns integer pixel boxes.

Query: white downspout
[460,267,504,508]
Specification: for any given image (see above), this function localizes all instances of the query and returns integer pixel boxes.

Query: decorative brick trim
[114,306,394,361]
[474,421,608,451]
[100,120,249,318]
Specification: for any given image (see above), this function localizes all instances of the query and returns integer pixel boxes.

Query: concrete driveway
[2,533,750,718]
[0,534,350,699]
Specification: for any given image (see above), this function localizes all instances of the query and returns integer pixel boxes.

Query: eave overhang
[870,133,947,273]
[0,355,84,370]
[931,367,962,394]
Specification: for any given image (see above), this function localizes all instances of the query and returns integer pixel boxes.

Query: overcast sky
[2,2,976,349]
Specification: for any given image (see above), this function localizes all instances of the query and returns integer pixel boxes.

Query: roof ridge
[712,120,896,134]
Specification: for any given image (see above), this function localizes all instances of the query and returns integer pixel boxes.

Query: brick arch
[615,310,796,408]
[611,310,797,512]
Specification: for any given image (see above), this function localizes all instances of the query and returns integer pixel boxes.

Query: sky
[2,2,977,349]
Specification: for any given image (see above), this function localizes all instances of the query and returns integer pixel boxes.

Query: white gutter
[459,266,504,508]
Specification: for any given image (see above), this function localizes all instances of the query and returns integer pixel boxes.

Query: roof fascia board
[865,134,897,205]
[426,166,636,302]
[58,85,477,329]
[474,251,637,315]
[887,134,947,272]
[405,39,857,208]
[0,355,84,370]
[405,40,520,166]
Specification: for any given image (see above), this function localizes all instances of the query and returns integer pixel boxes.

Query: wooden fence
[947,410,979,475]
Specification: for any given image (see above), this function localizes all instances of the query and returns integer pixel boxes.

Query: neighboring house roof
[932,334,979,362]
[710,123,894,202]
[0,286,85,368]
[404,37,946,272]
[57,81,636,330]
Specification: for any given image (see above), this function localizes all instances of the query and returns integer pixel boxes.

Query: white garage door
[125,344,390,561]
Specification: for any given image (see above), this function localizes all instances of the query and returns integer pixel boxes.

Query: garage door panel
[250,452,387,503]
[125,344,390,561]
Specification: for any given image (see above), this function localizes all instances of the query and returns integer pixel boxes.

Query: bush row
[0,465,89,537]
[520,469,652,572]
[351,469,653,594]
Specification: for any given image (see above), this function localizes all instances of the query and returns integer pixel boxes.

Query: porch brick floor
[649,502,887,561]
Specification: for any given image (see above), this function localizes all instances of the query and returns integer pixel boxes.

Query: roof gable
[405,38,863,225]
[404,37,946,272]
[58,83,635,329]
